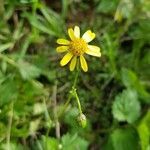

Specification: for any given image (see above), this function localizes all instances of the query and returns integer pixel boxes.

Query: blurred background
[0,0,150,150]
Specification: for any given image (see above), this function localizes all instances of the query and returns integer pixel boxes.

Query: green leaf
[39,136,59,150]
[96,0,119,13]
[61,0,70,18]
[18,61,41,80]
[121,68,140,88]
[104,128,140,150]
[40,6,64,36]
[0,122,7,140]
[0,42,13,52]
[129,19,150,40]
[121,68,150,102]
[115,0,134,20]
[61,133,89,150]
[1,60,7,73]
[0,78,18,106]
[0,142,24,150]
[137,110,150,150]
[20,80,47,98]
[29,119,41,136]
[23,12,54,35]
[19,0,37,4]
[0,71,5,84]
[112,89,141,123]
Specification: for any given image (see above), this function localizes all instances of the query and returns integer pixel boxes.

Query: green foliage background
[0,0,150,150]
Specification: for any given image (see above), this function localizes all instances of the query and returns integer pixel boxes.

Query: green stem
[58,61,80,118]
[74,89,82,114]
[43,97,52,150]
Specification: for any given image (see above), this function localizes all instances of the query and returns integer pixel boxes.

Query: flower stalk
[58,62,83,119]
[72,87,82,114]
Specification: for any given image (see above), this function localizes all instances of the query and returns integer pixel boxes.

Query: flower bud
[77,113,86,128]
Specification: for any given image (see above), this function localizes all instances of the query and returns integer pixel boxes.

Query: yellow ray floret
[56,26,101,72]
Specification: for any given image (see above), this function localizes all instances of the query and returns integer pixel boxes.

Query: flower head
[77,113,87,128]
[56,26,101,72]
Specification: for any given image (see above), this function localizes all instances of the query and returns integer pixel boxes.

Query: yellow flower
[56,26,101,72]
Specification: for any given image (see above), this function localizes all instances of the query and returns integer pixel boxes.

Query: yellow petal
[70,56,77,71]
[80,55,88,72]
[86,45,101,57]
[57,39,70,45]
[60,52,73,66]
[68,28,76,41]
[56,46,69,53]
[74,26,80,38]
[82,30,95,43]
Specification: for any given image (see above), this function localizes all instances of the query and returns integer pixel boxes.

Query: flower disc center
[69,38,87,56]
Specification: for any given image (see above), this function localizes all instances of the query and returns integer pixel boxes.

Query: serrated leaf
[62,133,89,150]
[112,89,141,123]
[39,136,59,150]
[104,128,140,150]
